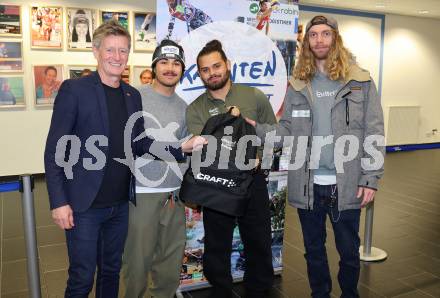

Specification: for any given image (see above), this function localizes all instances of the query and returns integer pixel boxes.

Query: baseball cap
[305,15,338,33]
[152,39,185,69]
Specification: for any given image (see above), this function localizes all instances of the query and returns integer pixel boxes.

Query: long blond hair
[293,29,354,82]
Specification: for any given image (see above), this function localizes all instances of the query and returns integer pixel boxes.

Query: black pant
[202,172,274,298]
[298,184,361,298]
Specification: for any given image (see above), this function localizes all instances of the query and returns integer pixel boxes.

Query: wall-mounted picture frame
[132,65,152,86]
[67,65,96,79]
[66,8,97,51]
[0,4,21,37]
[33,64,64,106]
[133,12,156,52]
[0,40,23,72]
[121,65,130,84]
[30,6,63,49]
[0,75,25,108]
[100,10,128,30]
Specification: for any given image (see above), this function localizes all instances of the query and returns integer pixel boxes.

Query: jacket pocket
[347,93,365,129]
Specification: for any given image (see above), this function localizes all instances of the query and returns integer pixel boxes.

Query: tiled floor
[1,149,439,297]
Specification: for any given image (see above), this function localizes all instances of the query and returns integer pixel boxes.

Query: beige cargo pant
[122,192,186,298]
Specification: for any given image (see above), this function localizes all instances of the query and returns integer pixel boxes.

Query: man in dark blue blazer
[44,20,205,298]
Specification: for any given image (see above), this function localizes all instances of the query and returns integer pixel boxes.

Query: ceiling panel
[299,0,440,19]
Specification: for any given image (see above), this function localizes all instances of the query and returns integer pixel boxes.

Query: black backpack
[179,110,257,216]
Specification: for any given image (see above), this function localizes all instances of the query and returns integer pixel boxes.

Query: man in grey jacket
[247,15,385,297]
[122,39,189,298]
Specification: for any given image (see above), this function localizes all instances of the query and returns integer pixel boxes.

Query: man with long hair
[247,15,385,297]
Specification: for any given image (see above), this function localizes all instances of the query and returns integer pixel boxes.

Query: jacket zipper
[305,136,312,210]
[305,84,314,210]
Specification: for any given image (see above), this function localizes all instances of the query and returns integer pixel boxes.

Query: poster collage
[0,4,156,108]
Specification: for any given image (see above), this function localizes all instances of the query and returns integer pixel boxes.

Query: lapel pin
[126,92,131,96]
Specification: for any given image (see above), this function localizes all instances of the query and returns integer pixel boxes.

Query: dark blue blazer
[44,72,183,212]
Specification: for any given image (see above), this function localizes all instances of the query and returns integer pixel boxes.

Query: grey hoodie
[135,85,189,191]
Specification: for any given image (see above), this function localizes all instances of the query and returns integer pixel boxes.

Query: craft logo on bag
[195,172,237,188]
[177,21,287,114]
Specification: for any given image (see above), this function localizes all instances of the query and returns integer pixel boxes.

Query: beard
[311,46,331,60]
[203,70,230,91]
[310,41,335,61]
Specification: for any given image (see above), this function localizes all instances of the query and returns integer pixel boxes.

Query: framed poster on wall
[0,75,25,108]
[33,64,64,106]
[66,8,97,51]
[30,6,63,49]
[100,10,129,30]
[67,65,96,79]
[0,40,23,72]
[133,12,156,52]
[0,4,21,37]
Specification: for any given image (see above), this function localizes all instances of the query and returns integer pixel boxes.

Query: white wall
[382,14,440,144]
[0,0,155,176]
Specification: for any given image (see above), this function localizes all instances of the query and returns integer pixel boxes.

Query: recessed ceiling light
[376,4,386,8]
[325,0,336,2]
[418,10,429,14]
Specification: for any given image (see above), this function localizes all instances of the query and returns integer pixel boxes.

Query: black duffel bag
[179,109,258,216]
